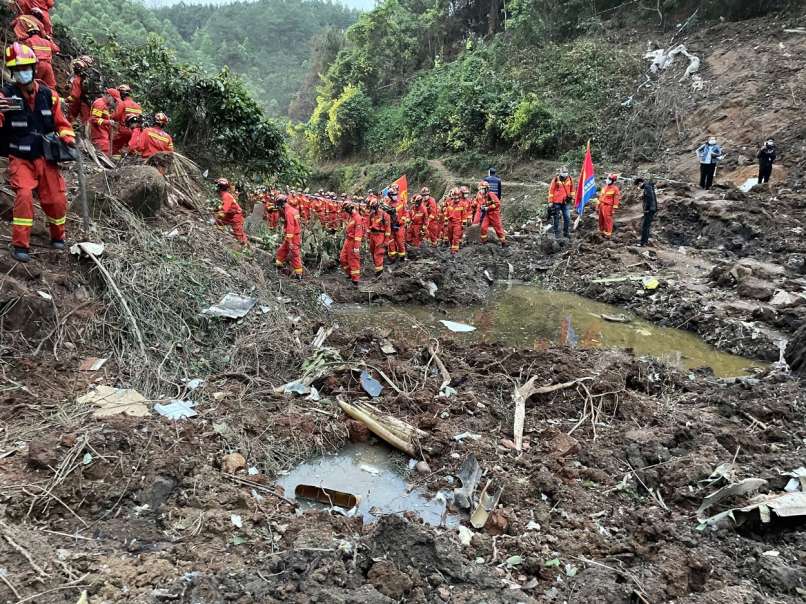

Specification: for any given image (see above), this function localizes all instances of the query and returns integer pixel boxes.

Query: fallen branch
[84,249,147,357]
[427,340,451,393]
[1,523,49,580]
[337,397,416,456]
[513,377,593,450]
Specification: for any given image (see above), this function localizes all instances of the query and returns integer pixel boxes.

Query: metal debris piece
[294,484,359,509]
[69,241,105,258]
[470,480,503,529]
[453,454,482,509]
[360,370,383,398]
[202,293,257,319]
[154,400,197,420]
[79,357,108,371]
[439,320,476,333]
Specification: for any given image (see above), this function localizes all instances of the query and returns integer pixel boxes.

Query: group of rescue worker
[0,0,175,262]
[547,167,623,240]
[213,178,509,285]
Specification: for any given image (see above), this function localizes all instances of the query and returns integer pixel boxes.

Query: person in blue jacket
[483,167,502,199]
[696,137,724,190]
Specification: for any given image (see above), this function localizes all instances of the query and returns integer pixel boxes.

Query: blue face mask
[14,69,34,85]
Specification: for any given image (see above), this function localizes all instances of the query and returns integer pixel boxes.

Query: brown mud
[2,10,806,604]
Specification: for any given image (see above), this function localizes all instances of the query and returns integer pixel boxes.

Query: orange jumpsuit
[0,82,75,250]
[17,0,53,36]
[276,204,303,275]
[129,126,174,159]
[339,208,365,283]
[443,198,465,254]
[548,176,575,205]
[23,34,58,88]
[477,191,506,244]
[113,97,143,152]
[216,191,247,244]
[424,196,440,244]
[12,15,44,41]
[263,195,279,228]
[597,184,621,238]
[67,74,90,123]
[367,207,391,275]
[407,201,428,247]
[388,199,408,260]
[89,97,114,155]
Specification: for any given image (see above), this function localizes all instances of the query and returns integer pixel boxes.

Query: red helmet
[25,20,40,34]
[607,173,619,182]
[117,83,132,95]
[5,43,37,68]
[478,180,489,190]
[105,87,121,101]
[413,194,423,203]
[154,112,169,126]
[421,186,430,195]
[215,178,230,189]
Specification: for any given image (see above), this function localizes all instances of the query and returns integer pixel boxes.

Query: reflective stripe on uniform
[147,131,170,143]
[13,217,33,227]
[57,128,75,138]
[47,216,66,225]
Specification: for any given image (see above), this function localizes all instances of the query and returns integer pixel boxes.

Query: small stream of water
[339,284,763,378]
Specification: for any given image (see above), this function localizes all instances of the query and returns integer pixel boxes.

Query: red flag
[575,141,596,215]
[393,175,408,204]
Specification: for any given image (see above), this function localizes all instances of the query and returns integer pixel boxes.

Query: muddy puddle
[277,443,457,527]
[340,284,764,377]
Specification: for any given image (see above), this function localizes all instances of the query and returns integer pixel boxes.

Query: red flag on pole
[392,175,408,204]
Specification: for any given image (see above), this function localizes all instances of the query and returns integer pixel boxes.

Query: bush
[503,94,570,156]
[325,84,373,155]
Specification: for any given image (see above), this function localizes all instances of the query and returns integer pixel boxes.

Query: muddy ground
[2,11,806,604]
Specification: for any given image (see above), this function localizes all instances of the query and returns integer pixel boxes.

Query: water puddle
[339,284,763,378]
[276,443,456,527]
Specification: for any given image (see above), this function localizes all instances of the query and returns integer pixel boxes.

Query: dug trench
[1,152,805,603]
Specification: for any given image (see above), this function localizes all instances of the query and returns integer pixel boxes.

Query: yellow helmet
[5,43,37,68]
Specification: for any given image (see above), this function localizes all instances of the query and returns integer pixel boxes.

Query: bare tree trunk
[488,0,501,35]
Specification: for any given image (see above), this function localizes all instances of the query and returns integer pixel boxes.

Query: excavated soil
[2,10,806,604]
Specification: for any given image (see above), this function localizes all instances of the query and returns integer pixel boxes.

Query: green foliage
[305,97,335,160]
[326,84,373,154]
[364,104,407,157]
[81,34,307,183]
[156,0,358,116]
[54,0,358,118]
[502,94,570,156]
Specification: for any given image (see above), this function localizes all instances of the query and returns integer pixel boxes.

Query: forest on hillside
[296,0,793,164]
[54,0,359,116]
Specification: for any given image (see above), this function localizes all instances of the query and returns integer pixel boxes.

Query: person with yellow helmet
[0,43,76,262]
[16,20,58,88]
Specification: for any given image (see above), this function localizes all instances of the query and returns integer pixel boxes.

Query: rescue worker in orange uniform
[476,181,507,246]
[443,188,466,255]
[275,194,303,278]
[18,22,58,88]
[67,56,92,123]
[112,84,142,153]
[339,201,365,286]
[263,190,279,228]
[89,90,118,156]
[367,194,391,277]
[459,185,475,227]
[0,43,75,262]
[386,185,408,262]
[407,194,428,248]
[25,3,53,37]
[128,112,174,164]
[421,187,439,245]
[596,173,621,238]
[548,167,575,239]
[12,14,44,42]
[214,178,248,245]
